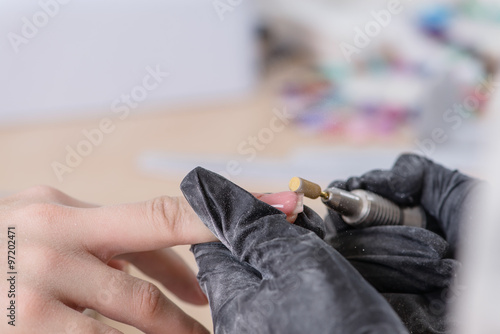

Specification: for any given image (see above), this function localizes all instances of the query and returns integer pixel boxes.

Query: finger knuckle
[23,202,64,226]
[20,290,51,319]
[132,281,163,320]
[41,248,64,269]
[29,247,67,277]
[98,328,123,334]
[145,196,181,236]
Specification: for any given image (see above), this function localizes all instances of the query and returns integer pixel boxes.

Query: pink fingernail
[292,193,304,215]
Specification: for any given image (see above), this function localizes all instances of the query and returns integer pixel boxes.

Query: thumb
[191,243,261,316]
[180,167,316,262]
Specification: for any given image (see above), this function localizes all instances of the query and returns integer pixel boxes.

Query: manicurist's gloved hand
[327,153,482,256]
[181,167,409,334]
[325,154,482,333]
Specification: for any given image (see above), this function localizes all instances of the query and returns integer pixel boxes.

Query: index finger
[76,191,303,258]
[76,196,217,257]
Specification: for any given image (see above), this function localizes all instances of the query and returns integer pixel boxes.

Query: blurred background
[1,0,499,332]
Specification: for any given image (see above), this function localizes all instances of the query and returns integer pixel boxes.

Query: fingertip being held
[254,191,304,223]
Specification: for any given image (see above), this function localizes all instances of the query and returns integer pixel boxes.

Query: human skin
[0,185,301,334]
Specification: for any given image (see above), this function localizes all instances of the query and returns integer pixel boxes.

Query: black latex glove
[327,153,481,256]
[325,154,480,333]
[181,167,408,334]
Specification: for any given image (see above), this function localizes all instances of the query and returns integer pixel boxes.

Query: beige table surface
[0,71,413,332]
[0,85,328,333]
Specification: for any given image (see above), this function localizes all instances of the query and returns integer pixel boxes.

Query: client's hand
[0,184,304,334]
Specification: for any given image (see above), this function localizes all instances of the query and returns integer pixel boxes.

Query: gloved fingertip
[181,167,275,247]
[346,176,365,190]
[397,152,425,163]
[293,205,325,239]
[327,210,354,233]
[392,153,427,179]
[328,180,348,190]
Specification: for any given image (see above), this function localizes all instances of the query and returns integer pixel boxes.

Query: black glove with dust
[181,167,408,334]
[325,153,482,334]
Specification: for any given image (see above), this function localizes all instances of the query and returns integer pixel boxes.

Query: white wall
[0,0,257,124]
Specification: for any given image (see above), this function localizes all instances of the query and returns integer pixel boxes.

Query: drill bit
[289,177,329,199]
[288,176,426,229]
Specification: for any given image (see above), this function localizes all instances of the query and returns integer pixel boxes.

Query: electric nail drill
[289,177,426,228]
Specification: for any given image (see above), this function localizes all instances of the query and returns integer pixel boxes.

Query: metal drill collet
[289,177,426,229]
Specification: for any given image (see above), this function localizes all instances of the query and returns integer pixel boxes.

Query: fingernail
[292,193,304,215]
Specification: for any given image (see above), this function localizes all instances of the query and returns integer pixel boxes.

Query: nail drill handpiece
[289,177,425,228]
